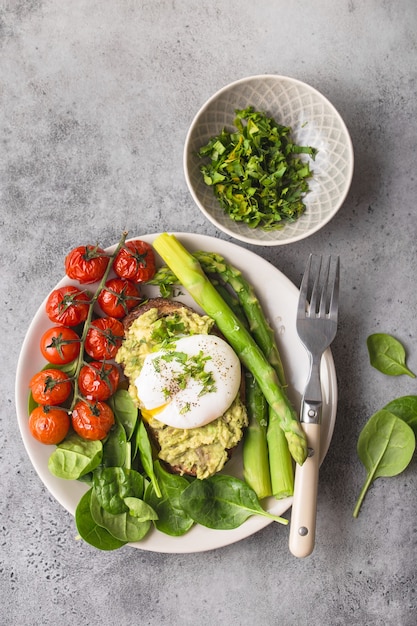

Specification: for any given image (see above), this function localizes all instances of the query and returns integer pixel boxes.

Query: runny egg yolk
[135,334,241,429]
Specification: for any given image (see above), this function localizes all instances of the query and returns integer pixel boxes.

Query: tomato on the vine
[78,362,120,401]
[71,400,115,440]
[29,369,72,405]
[113,240,156,283]
[97,278,141,318]
[65,245,110,284]
[29,406,70,444]
[45,285,91,326]
[40,326,81,365]
[84,317,125,360]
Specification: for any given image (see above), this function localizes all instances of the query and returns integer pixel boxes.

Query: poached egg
[135,334,241,429]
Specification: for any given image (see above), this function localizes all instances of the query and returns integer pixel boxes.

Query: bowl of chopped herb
[184,75,354,246]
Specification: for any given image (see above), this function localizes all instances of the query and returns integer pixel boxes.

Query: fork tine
[329,256,340,321]
[298,255,340,319]
[308,255,322,316]
[318,256,331,317]
[297,253,312,318]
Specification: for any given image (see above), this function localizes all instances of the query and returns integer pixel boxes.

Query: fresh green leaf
[124,497,158,522]
[28,392,37,415]
[180,474,288,529]
[93,467,145,515]
[108,389,138,440]
[102,422,128,468]
[384,396,417,437]
[75,489,127,551]
[145,461,194,536]
[353,409,415,518]
[367,333,416,378]
[48,433,102,480]
[90,489,151,543]
[136,420,162,498]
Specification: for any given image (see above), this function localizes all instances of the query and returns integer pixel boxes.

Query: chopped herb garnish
[153,349,217,411]
[150,314,186,347]
[198,106,317,231]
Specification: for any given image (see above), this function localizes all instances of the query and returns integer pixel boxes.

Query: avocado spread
[115,307,248,479]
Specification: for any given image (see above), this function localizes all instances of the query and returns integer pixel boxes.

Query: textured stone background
[2,1,417,625]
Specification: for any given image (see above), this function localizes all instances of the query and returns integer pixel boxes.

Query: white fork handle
[289,422,320,558]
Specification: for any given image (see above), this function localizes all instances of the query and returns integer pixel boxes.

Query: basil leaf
[180,474,288,529]
[353,409,415,518]
[367,333,416,378]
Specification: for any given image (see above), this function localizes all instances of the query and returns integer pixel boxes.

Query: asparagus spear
[193,251,293,497]
[267,407,294,498]
[194,251,286,386]
[152,233,307,466]
[214,282,272,499]
[243,372,272,499]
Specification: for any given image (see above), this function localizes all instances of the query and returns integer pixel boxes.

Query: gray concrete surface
[2,1,417,624]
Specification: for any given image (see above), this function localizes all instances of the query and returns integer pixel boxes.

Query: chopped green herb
[153,349,217,410]
[198,106,317,231]
[150,313,186,347]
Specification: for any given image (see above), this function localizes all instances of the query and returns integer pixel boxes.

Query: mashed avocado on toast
[115,301,248,479]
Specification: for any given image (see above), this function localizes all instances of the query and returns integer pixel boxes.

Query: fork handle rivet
[308,409,317,419]
[298,527,308,536]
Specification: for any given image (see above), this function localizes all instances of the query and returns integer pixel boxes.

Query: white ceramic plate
[184,74,354,246]
[15,233,337,553]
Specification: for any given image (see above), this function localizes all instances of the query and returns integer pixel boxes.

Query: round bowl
[184,74,354,246]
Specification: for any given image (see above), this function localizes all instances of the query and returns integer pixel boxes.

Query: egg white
[135,334,241,429]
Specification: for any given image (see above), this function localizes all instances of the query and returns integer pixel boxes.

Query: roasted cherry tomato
[71,400,115,440]
[113,240,156,283]
[45,285,91,326]
[40,326,81,365]
[29,406,71,445]
[29,368,72,405]
[78,361,120,401]
[65,245,110,284]
[97,278,141,318]
[84,317,125,360]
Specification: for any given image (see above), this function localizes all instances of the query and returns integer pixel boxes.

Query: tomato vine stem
[69,231,129,411]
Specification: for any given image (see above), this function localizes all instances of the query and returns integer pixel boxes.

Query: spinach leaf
[108,389,138,440]
[145,461,194,536]
[90,489,152,543]
[137,420,162,498]
[93,467,145,515]
[383,396,417,437]
[102,422,127,468]
[353,409,415,518]
[124,497,158,522]
[180,474,288,529]
[48,433,102,480]
[75,489,127,551]
[367,333,416,378]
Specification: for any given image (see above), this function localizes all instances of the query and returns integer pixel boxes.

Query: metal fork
[289,254,340,558]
